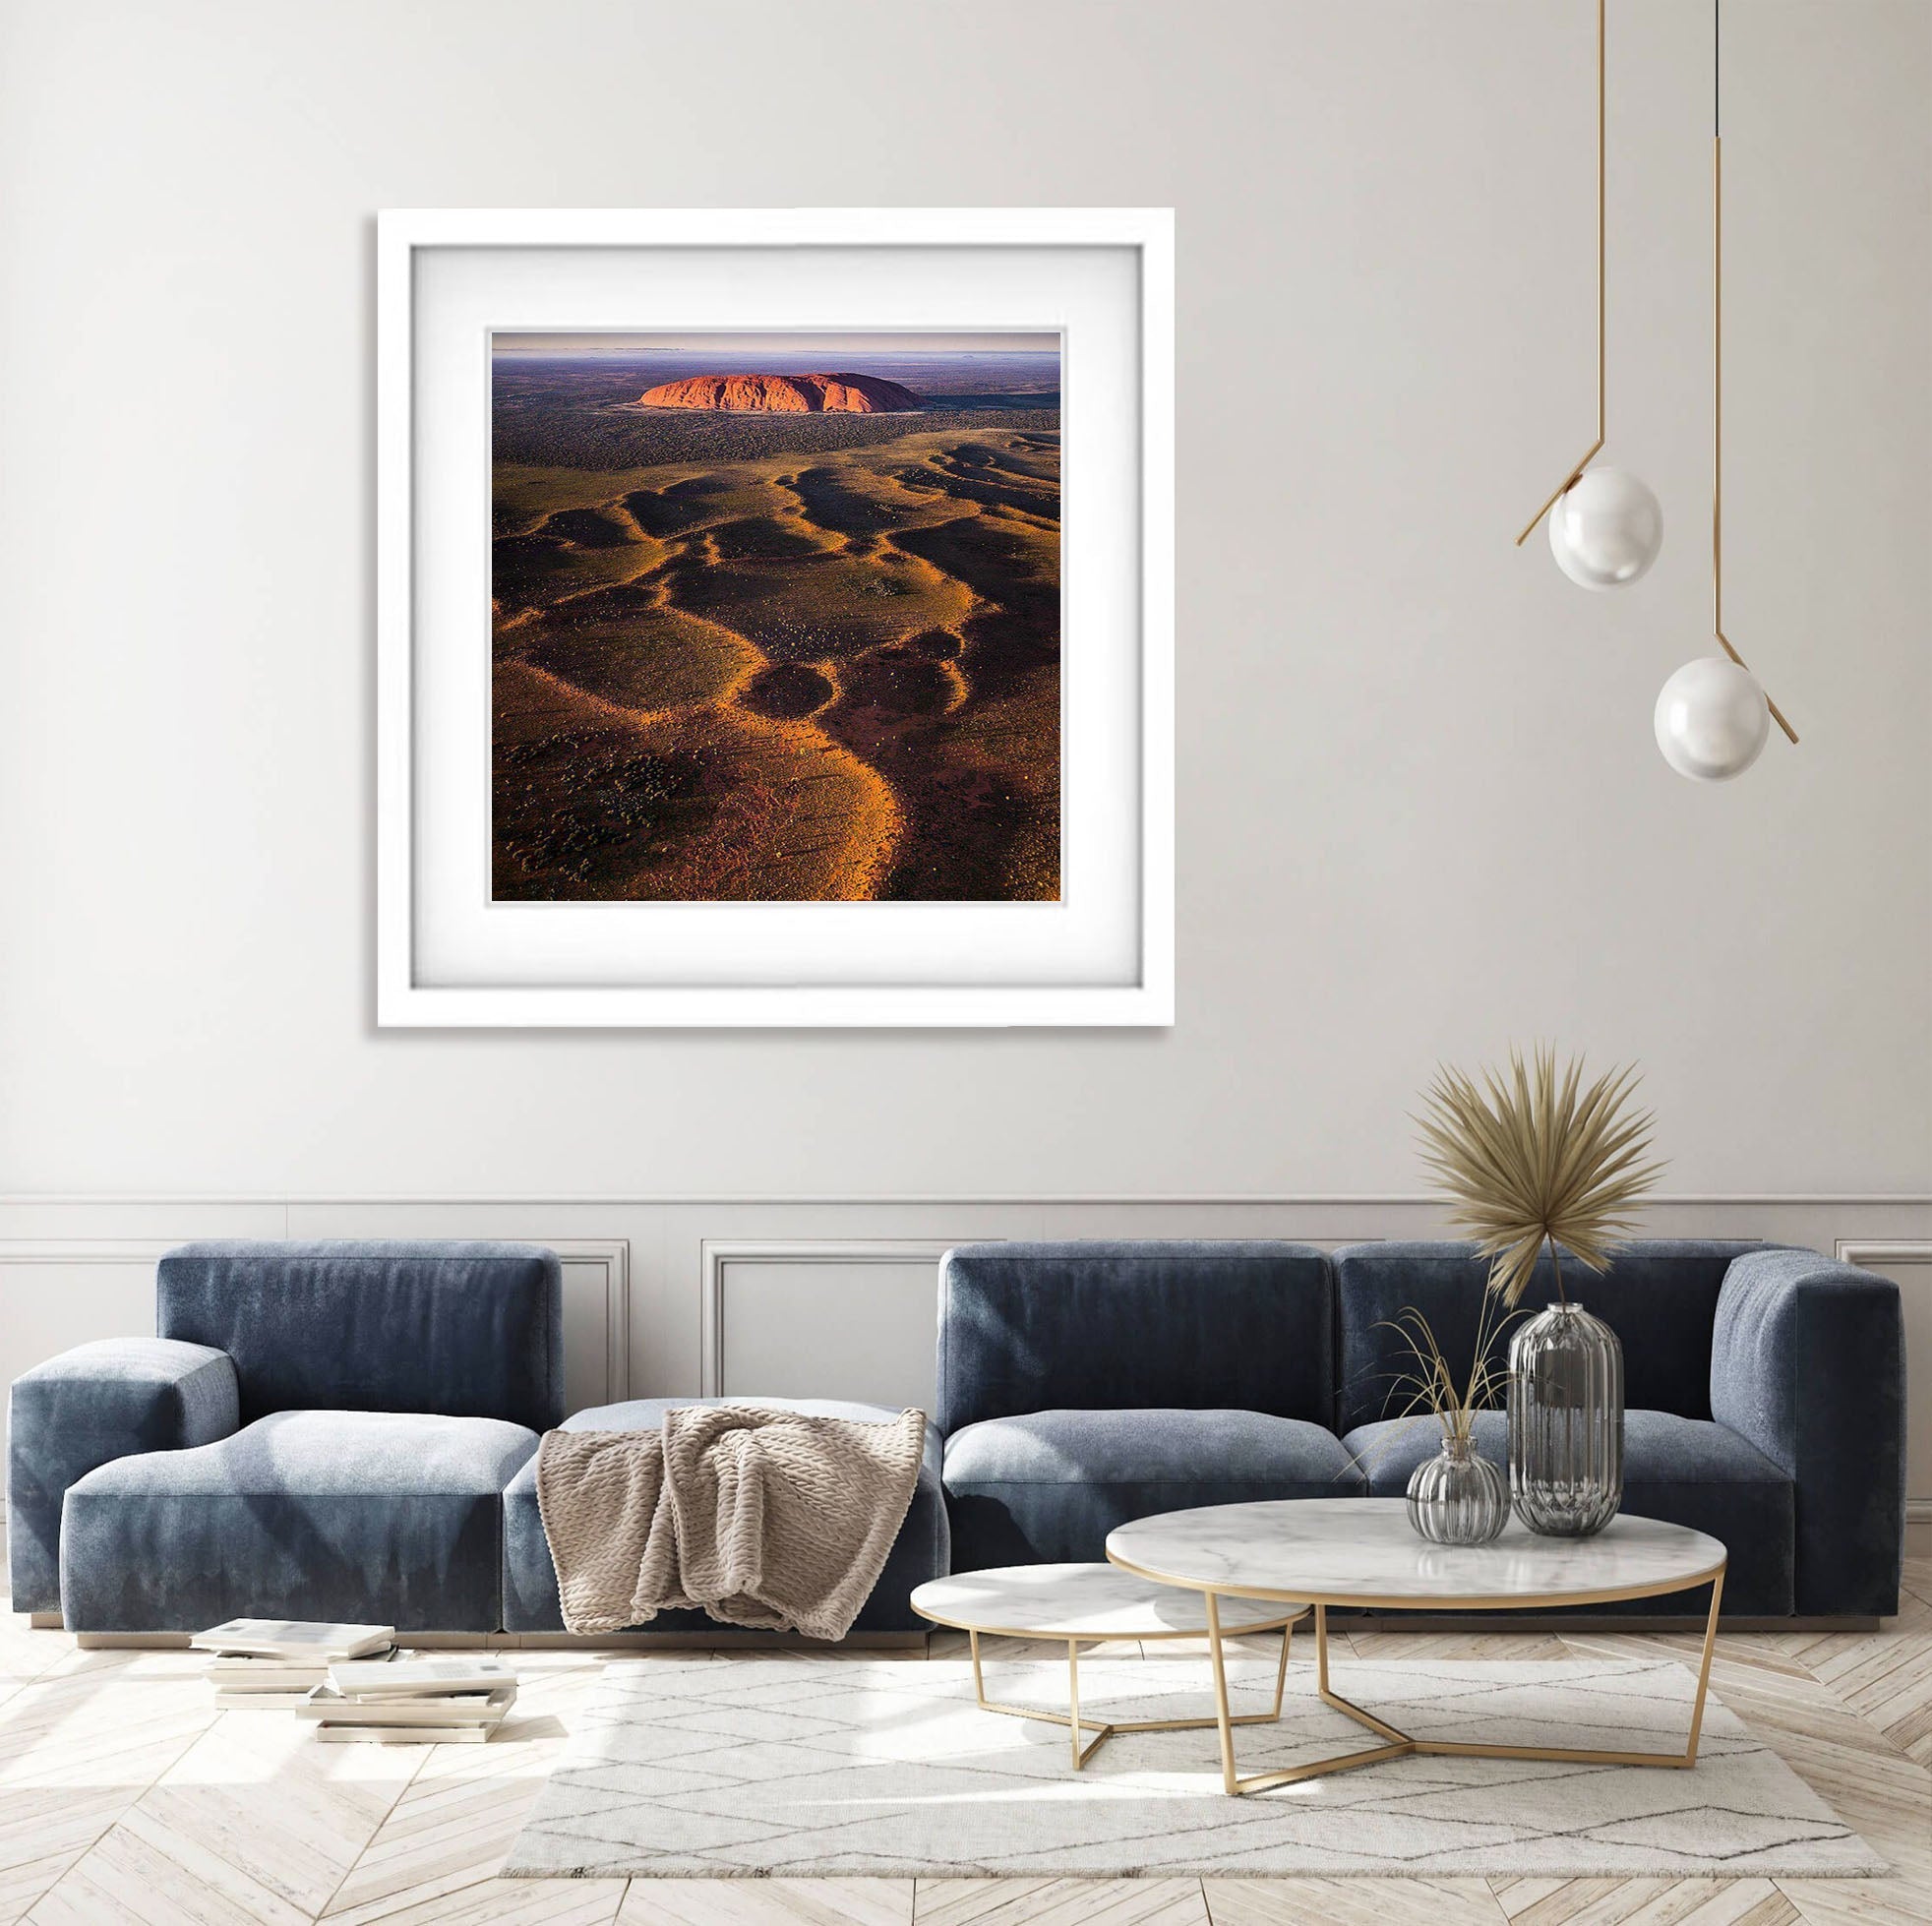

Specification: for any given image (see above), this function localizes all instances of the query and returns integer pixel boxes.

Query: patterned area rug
[503,1655,1886,1880]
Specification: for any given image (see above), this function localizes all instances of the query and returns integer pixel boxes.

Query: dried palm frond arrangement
[1415,1044,1667,1307]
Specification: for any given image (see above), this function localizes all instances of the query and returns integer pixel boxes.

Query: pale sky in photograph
[493,331,1059,355]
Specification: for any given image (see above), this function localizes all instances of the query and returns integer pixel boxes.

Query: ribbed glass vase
[1508,1300,1624,1536]
[1405,1434,1510,1545]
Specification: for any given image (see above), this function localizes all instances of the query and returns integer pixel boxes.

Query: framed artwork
[377,208,1172,1026]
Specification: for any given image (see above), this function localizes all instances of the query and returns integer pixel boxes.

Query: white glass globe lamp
[1547,466,1663,589]
[1654,656,1771,782]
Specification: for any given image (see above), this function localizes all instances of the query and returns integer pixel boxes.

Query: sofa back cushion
[936,1240,1334,1435]
[156,1240,564,1430]
[1332,1239,1780,1436]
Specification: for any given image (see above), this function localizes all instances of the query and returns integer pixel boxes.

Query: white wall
[0,0,1927,1483]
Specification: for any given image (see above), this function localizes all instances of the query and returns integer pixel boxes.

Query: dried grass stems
[1415,1044,1667,1309]
[1375,1293,1518,1451]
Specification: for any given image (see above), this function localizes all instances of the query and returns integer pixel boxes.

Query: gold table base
[969,1619,1296,1771]
[1201,1572,1727,1794]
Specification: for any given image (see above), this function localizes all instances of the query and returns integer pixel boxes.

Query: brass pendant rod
[1516,0,1606,545]
[1710,7,1798,743]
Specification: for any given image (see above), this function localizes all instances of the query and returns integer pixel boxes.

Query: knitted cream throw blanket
[535,1404,926,1642]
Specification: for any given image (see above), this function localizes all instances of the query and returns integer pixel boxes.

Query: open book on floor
[191,1619,395,1661]
[328,1655,514,1699]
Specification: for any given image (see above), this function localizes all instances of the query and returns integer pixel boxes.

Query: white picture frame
[377,208,1173,1027]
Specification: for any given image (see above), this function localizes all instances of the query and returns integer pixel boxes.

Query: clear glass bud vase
[1508,1300,1624,1535]
[1405,1434,1510,1544]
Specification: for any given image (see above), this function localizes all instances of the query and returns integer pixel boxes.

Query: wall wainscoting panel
[699,1239,958,1407]
[1840,1241,1932,1525]
[545,1239,632,1412]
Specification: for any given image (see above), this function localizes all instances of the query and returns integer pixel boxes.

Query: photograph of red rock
[491,331,1061,902]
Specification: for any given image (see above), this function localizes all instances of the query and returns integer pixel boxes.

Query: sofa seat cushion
[1340,1409,1793,1616]
[944,1408,1364,1570]
[59,1410,537,1632]
[502,1398,948,1636]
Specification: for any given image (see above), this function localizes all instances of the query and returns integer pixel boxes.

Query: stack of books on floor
[192,1619,397,1709]
[302,1653,517,1743]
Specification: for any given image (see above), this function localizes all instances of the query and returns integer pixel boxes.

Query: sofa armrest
[1711,1250,1904,1616]
[7,1338,238,1616]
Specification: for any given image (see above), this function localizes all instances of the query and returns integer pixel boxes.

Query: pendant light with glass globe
[1652,0,1798,781]
[1516,0,1663,589]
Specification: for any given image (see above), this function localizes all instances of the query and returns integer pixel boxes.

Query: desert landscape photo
[491,331,1061,902]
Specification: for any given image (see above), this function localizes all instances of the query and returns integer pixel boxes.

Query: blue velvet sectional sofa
[7,1235,1905,1635]
[936,1240,1907,1620]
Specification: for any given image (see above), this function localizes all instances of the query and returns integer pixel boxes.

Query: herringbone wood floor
[2,1560,1927,1926]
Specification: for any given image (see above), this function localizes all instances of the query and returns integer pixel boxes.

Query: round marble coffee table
[1107,1497,1727,1794]
[910,1563,1307,1770]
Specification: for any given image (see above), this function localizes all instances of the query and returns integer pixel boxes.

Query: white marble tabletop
[1107,1499,1725,1608]
[910,1563,1303,1639]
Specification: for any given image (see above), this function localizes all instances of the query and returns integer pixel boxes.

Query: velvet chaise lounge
[8,1240,564,1632]
[9,1239,949,1638]
[936,1238,1906,1622]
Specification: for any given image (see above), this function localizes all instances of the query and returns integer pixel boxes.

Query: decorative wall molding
[0,1239,180,1267]
[548,1238,632,1405]
[2,1192,1929,1210]
[1839,1241,1930,1523]
[699,1239,958,1397]
[1837,1240,1932,1268]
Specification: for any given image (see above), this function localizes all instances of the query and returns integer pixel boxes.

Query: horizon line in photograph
[494,330,1061,357]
